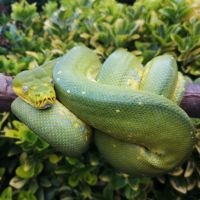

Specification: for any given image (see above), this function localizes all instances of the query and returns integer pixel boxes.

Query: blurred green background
[0,0,200,199]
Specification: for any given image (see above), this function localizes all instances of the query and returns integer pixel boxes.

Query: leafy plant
[0,0,200,199]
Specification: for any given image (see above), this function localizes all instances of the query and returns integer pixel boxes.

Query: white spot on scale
[57,78,60,81]
[136,156,140,160]
[138,102,142,105]
[82,91,86,95]
[67,90,70,93]
[116,109,120,113]
[57,70,62,75]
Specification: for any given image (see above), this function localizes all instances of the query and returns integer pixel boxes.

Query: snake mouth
[36,97,56,109]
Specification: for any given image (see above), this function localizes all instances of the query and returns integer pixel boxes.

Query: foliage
[0,0,200,199]
[0,117,153,199]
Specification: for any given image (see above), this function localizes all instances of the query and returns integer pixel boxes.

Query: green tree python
[11,46,196,176]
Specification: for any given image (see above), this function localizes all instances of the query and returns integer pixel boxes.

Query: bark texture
[0,74,200,118]
[0,74,16,112]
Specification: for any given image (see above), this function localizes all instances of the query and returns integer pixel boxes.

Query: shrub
[0,0,200,199]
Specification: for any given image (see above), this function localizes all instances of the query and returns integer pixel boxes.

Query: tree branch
[0,74,16,112]
[180,83,200,118]
[0,74,200,118]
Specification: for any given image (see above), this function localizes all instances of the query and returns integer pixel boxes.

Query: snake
[11,45,196,176]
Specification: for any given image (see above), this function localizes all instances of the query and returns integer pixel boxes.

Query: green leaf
[9,176,28,189]
[83,172,97,186]
[124,186,138,199]
[171,34,185,52]
[169,177,187,194]
[65,157,80,165]
[40,177,52,188]
[43,2,58,17]
[193,21,200,36]
[16,165,35,179]
[55,166,71,175]
[0,187,12,200]
[17,190,37,200]
[0,112,10,130]
[11,0,38,24]
[48,154,62,164]
[68,174,80,187]
[111,175,127,189]
[34,137,49,151]
[89,153,99,166]
[80,184,92,199]
[0,168,5,181]
[103,183,113,200]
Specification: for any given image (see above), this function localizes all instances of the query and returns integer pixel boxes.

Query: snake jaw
[35,96,56,109]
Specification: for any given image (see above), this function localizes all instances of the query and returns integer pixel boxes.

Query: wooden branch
[180,83,200,118]
[0,73,200,118]
[0,74,16,112]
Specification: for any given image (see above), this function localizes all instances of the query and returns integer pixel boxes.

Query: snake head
[13,68,56,109]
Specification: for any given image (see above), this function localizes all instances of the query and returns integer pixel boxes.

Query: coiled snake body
[12,46,195,176]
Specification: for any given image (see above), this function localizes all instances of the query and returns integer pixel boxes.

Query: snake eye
[50,79,54,85]
[22,85,29,93]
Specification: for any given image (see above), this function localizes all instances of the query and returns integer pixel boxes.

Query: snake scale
[11,46,196,176]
